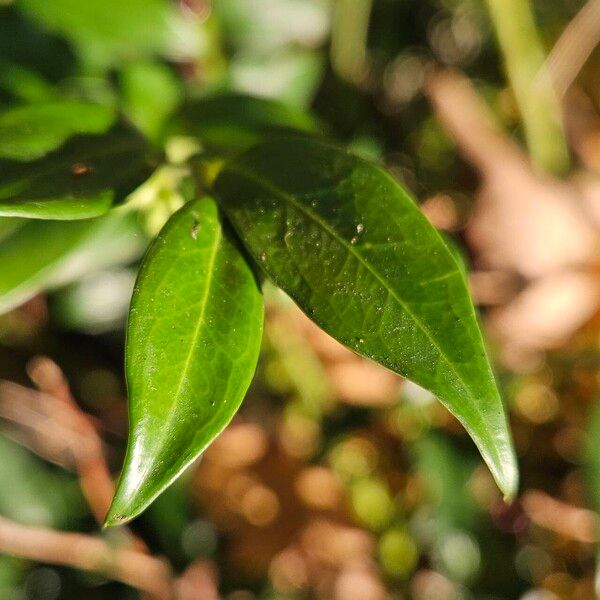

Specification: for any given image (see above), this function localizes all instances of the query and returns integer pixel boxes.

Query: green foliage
[0,2,520,525]
[0,211,144,313]
[0,434,83,528]
[0,89,519,520]
[105,197,264,524]
[120,62,183,143]
[0,101,115,161]
[16,0,196,69]
[0,128,156,219]
[176,93,320,153]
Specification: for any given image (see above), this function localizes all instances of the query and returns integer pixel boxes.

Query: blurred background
[1,0,600,598]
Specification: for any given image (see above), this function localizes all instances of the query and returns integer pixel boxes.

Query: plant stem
[330,0,373,85]
[484,0,570,175]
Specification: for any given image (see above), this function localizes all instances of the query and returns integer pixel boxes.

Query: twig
[0,359,221,598]
[0,377,113,526]
[426,69,598,281]
[426,69,526,177]
[0,358,148,553]
[522,490,600,543]
[0,515,173,599]
[545,0,600,98]
[26,356,116,526]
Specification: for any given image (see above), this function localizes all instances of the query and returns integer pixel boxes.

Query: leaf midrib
[142,219,223,473]
[224,162,499,461]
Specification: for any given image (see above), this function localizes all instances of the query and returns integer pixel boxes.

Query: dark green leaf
[0,101,115,161]
[0,60,57,104]
[214,137,518,498]
[176,93,319,153]
[0,129,155,219]
[0,210,144,314]
[105,196,264,525]
[0,7,76,85]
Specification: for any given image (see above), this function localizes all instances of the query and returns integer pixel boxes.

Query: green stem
[484,0,570,175]
[330,0,373,84]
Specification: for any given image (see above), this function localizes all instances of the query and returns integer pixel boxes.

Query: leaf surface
[0,211,145,314]
[215,137,518,498]
[0,129,155,219]
[177,93,319,153]
[105,196,264,525]
[16,0,196,69]
[0,101,115,161]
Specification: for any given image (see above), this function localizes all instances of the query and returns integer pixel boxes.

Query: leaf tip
[103,494,137,528]
[103,461,152,527]
[489,441,519,503]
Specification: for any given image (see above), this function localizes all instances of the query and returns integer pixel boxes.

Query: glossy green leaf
[0,129,155,219]
[0,210,145,314]
[176,93,319,153]
[214,137,518,499]
[105,196,264,525]
[0,101,115,161]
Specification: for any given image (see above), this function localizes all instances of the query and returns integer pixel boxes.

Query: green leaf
[0,101,116,161]
[214,137,518,499]
[0,60,57,104]
[176,93,319,153]
[0,434,83,528]
[16,0,197,69]
[105,196,263,525]
[0,129,155,219]
[0,7,76,86]
[0,210,144,314]
[120,61,183,143]
[0,217,25,243]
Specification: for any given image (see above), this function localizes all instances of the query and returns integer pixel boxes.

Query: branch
[545,0,600,98]
[0,378,113,525]
[522,490,599,543]
[25,356,116,525]
[426,69,527,177]
[0,515,173,599]
[0,358,147,553]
